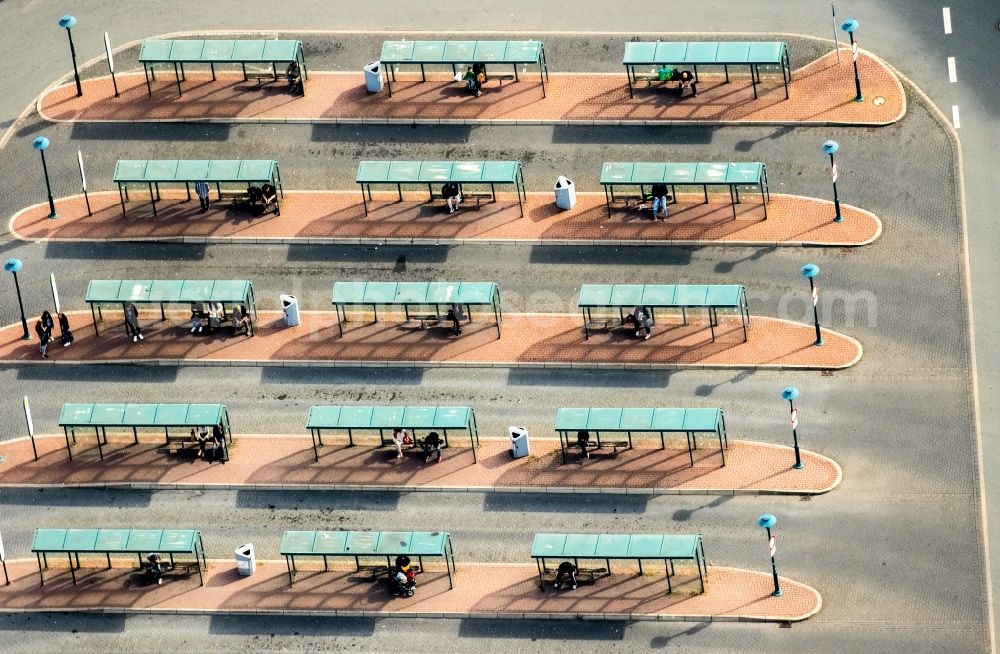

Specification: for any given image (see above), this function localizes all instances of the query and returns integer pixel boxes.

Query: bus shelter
[599,161,769,219]
[280,530,457,588]
[85,279,258,337]
[58,402,233,461]
[138,39,308,96]
[622,40,790,99]
[356,160,526,217]
[306,405,480,462]
[332,281,503,339]
[113,159,283,217]
[554,407,727,465]
[577,283,750,342]
[379,40,549,97]
[31,528,207,586]
[531,532,706,594]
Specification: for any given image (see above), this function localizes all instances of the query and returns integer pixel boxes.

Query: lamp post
[4,259,30,340]
[32,137,57,219]
[822,140,843,223]
[781,386,804,469]
[58,15,83,97]
[757,514,782,597]
[801,263,823,346]
[841,18,863,102]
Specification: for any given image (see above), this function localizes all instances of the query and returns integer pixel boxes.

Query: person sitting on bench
[462,66,481,97]
[146,553,165,586]
[190,302,207,334]
[442,181,462,214]
[676,70,697,97]
[554,561,578,590]
[423,431,443,463]
[577,430,596,460]
[260,183,279,215]
[650,183,669,220]
[247,186,263,210]
[286,61,303,95]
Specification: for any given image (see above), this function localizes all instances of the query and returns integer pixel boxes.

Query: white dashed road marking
[948,57,957,83]
[952,104,961,129]
[943,7,953,34]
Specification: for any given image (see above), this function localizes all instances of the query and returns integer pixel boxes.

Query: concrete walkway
[0,559,821,623]
[39,51,903,126]
[10,191,881,248]
[0,434,841,495]
[0,310,862,370]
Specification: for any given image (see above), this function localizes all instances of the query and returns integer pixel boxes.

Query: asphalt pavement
[0,1,994,652]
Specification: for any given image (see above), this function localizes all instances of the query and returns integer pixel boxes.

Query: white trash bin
[554,175,577,210]
[280,294,300,327]
[364,61,384,93]
[235,543,256,577]
[509,426,530,459]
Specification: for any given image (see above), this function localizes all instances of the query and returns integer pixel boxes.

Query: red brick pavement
[39,50,902,125]
[10,191,881,247]
[0,434,841,495]
[0,310,862,369]
[0,559,821,622]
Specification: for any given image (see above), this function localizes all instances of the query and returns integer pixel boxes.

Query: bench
[219,189,251,205]
[244,68,278,84]
[165,433,201,454]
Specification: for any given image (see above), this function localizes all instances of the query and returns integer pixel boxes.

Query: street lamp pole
[757,514,782,597]
[841,19,863,102]
[32,137,57,219]
[4,259,30,340]
[59,15,83,97]
[801,263,823,346]
[822,140,843,222]
[781,386,804,469]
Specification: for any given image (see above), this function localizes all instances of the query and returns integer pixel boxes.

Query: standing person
[577,430,592,460]
[632,305,652,340]
[391,428,409,459]
[422,431,443,463]
[34,318,51,359]
[194,180,210,213]
[211,423,227,463]
[442,182,462,214]
[57,312,74,347]
[650,183,669,221]
[124,303,143,342]
[40,310,54,335]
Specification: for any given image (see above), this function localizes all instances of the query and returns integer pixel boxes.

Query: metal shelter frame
[306,405,480,463]
[599,161,770,219]
[85,279,258,338]
[138,39,308,96]
[356,160,527,217]
[554,407,727,465]
[531,532,707,594]
[577,283,751,342]
[31,528,208,587]
[280,530,457,588]
[112,159,284,217]
[379,39,549,97]
[622,40,790,100]
[331,281,503,340]
[58,402,233,462]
